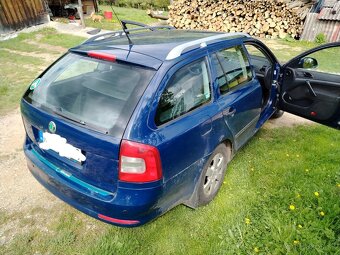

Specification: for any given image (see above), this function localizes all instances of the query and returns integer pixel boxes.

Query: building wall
[0,0,49,34]
[301,13,340,42]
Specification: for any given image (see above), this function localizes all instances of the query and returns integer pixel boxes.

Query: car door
[148,56,215,201]
[279,42,340,129]
[211,45,263,150]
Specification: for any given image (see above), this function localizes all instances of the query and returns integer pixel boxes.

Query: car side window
[155,59,211,126]
[216,46,252,93]
[245,44,272,72]
[299,47,340,75]
[211,54,229,94]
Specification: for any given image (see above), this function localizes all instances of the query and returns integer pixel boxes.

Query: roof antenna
[110,1,133,45]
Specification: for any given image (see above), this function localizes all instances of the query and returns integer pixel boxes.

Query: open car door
[279,42,340,129]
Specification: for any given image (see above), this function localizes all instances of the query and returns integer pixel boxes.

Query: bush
[98,0,170,10]
[314,33,327,44]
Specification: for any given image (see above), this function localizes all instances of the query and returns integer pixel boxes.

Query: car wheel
[197,144,230,206]
[270,109,284,119]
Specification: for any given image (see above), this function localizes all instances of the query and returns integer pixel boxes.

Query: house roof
[319,0,340,20]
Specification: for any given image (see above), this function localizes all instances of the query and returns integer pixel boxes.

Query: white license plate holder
[38,132,86,163]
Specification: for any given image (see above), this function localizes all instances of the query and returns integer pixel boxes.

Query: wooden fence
[0,0,49,33]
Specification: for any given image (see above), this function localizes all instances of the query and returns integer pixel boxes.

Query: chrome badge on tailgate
[39,132,86,163]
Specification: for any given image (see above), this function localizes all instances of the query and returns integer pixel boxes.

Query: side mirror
[299,57,318,69]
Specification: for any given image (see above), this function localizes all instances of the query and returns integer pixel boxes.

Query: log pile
[168,0,316,39]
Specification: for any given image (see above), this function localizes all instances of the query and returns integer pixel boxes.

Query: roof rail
[165,32,250,60]
[84,26,175,44]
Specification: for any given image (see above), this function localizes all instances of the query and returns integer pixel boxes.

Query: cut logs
[168,0,317,39]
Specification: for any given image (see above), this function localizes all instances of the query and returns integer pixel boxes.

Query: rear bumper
[24,145,163,227]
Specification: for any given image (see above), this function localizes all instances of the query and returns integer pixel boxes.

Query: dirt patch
[2,48,60,64]
[24,39,67,55]
[264,112,314,129]
[260,39,304,52]
[0,109,60,213]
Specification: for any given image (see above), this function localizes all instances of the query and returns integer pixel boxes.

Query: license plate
[38,132,86,163]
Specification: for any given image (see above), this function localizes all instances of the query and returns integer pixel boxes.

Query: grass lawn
[0,14,339,254]
[0,28,84,115]
[1,125,339,254]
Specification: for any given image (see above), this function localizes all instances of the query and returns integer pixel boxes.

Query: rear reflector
[119,140,162,182]
[87,51,116,62]
[98,214,140,225]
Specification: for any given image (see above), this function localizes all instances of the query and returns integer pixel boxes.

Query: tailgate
[21,100,120,193]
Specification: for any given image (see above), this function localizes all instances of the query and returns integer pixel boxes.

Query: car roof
[70,29,249,68]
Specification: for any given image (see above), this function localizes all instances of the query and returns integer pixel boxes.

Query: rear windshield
[23,53,155,136]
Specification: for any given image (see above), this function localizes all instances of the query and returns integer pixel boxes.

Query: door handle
[303,72,313,78]
[223,107,236,117]
[306,81,317,97]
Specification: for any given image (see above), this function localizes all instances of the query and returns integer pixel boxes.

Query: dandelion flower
[314,192,319,197]
[254,247,259,253]
[296,154,300,158]
[320,211,325,217]
[305,169,309,172]
[293,240,300,245]
[245,218,251,225]
[289,204,295,211]
[337,183,340,188]
[298,224,303,229]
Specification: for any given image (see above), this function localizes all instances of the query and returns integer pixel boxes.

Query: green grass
[260,38,340,74]
[0,28,84,115]
[1,125,339,254]
[38,28,85,48]
[85,6,158,31]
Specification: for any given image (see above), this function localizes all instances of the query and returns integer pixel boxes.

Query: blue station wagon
[21,23,340,227]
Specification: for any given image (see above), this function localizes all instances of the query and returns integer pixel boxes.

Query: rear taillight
[119,140,162,182]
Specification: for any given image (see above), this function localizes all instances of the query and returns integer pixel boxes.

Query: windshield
[23,53,155,136]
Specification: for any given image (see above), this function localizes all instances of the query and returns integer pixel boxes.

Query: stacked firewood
[168,0,316,39]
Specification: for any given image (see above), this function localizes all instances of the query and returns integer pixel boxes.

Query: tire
[270,109,284,119]
[196,144,230,207]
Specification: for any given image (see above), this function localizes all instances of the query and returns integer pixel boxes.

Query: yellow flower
[298,224,303,229]
[289,204,295,211]
[245,218,251,225]
[320,211,325,217]
[286,154,290,157]
[305,169,309,172]
[293,240,300,245]
[296,154,300,158]
[251,167,254,171]
[296,193,301,198]
[337,183,340,188]
[254,247,259,253]
[314,192,319,197]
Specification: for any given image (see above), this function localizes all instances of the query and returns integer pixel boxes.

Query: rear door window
[155,58,211,125]
[24,53,155,136]
[215,46,252,93]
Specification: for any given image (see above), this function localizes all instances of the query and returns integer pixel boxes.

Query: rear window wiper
[46,105,110,134]
[50,106,87,126]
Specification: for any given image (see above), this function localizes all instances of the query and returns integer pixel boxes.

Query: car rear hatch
[21,49,160,193]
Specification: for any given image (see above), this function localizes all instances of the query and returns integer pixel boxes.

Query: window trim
[154,57,213,128]
[214,45,253,95]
